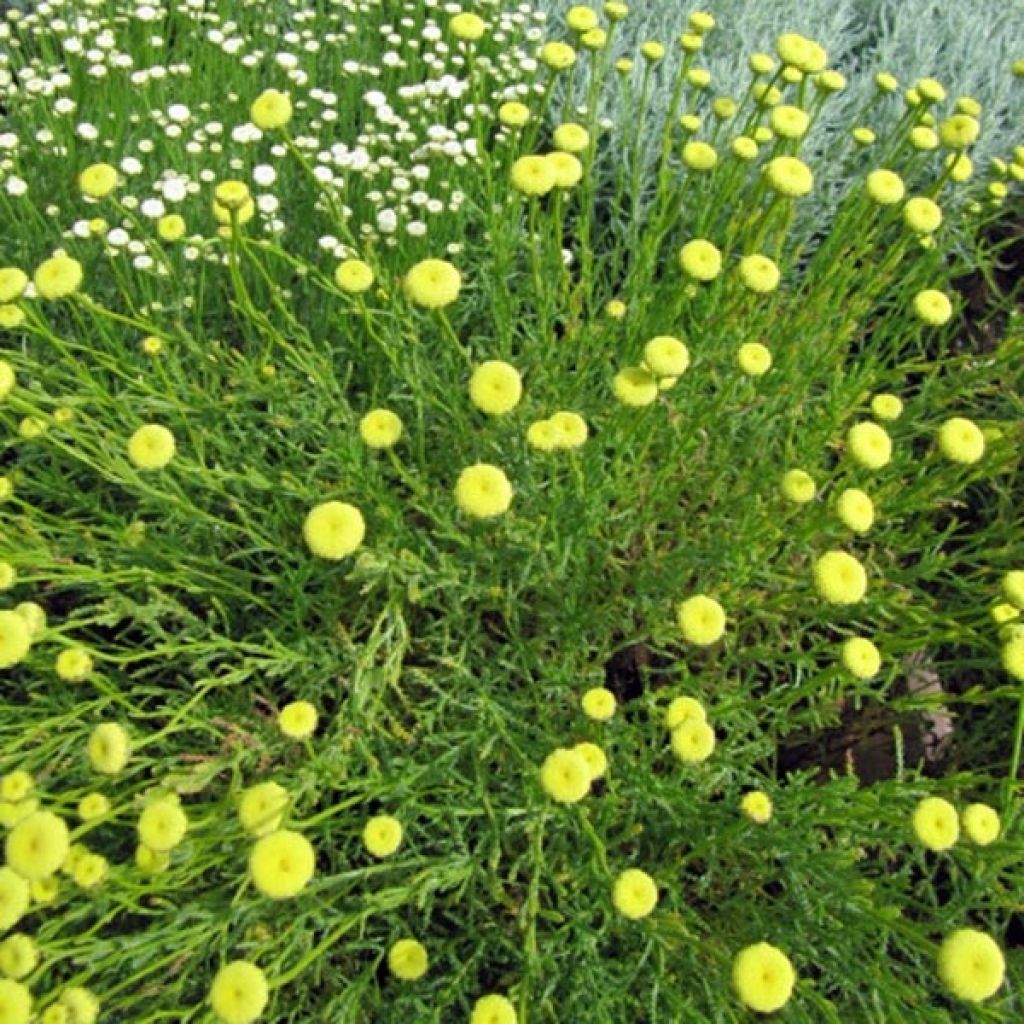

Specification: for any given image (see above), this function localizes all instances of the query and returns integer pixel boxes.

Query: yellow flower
[540,41,577,71]
[732,942,796,1013]
[359,409,402,449]
[526,419,560,452]
[961,803,1000,846]
[813,551,867,605]
[553,122,589,153]
[613,366,658,407]
[278,700,318,739]
[643,336,689,377]
[671,718,716,763]
[5,811,70,881]
[678,239,722,281]
[539,748,591,803]
[0,868,29,932]
[157,214,186,242]
[141,335,163,356]
[817,69,846,93]
[454,464,512,519]
[136,843,170,874]
[0,772,31,803]
[549,411,588,449]
[510,155,556,197]
[471,994,517,1024]
[912,795,959,851]
[33,254,83,300]
[581,687,616,721]
[870,393,903,420]
[903,196,943,234]
[137,797,188,852]
[546,152,583,188]
[865,169,905,206]
[498,101,530,127]
[78,163,118,199]
[836,488,875,533]
[55,647,93,682]
[776,31,826,72]
[238,782,289,837]
[936,417,984,464]
[566,5,599,31]
[939,114,980,149]
[128,424,176,470]
[0,563,14,591]
[910,125,939,151]
[781,469,816,504]
[363,815,403,858]
[913,289,952,326]
[87,722,131,775]
[213,196,255,227]
[875,71,899,92]
[764,155,814,197]
[573,741,607,780]
[303,501,365,559]
[736,342,772,376]
[770,104,810,139]
[210,960,269,1024]
[250,829,315,899]
[0,933,38,979]
[250,88,292,131]
[60,988,99,1024]
[605,298,626,319]
[0,611,31,670]
[14,602,44,639]
[841,637,881,679]
[403,258,461,308]
[992,602,1019,625]
[0,305,23,330]
[741,790,773,824]
[937,929,1005,1002]
[214,180,251,211]
[73,851,109,889]
[469,361,523,415]
[0,980,31,1024]
[612,868,658,919]
[335,259,375,294]
[737,254,780,293]
[77,793,110,821]
[1003,570,1024,609]
[665,696,705,730]
[682,141,717,171]
[450,12,486,40]
[1001,638,1024,680]
[847,420,892,469]
[0,269,28,303]
[676,595,725,645]
[851,126,875,145]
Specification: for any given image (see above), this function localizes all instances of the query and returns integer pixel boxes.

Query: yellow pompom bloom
[210,960,269,1024]
[781,469,816,504]
[732,942,796,1013]
[540,41,577,71]
[937,929,1005,1003]
[643,336,690,377]
[510,155,556,197]
[0,868,29,932]
[549,411,588,449]
[60,987,99,1024]
[0,980,31,1024]
[912,796,959,851]
[335,259,374,294]
[5,811,70,881]
[250,829,315,899]
[526,419,560,452]
[0,269,28,303]
[870,393,903,421]
[852,126,875,146]
[764,155,814,197]
[676,595,725,645]
[388,938,428,981]
[238,782,289,837]
[404,258,461,308]
[732,136,759,161]
[671,718,716,763]
[573,741,607,780]
[0,563,14,591]
[813,551,867,605]
[0,611,31,670]
[613,366,658,407]
[12,603,43,640]
[841,637,881,679]
[836,487,875,533]
[471,994,518,1024]
[961,803,1000,846]
[78,163,118,199]
[278,700,318,739]
[469,361,523,415]
[945,152,973,182]
[678,239,722,281]
[992,603,1019,625]
[539,748,591,804]
[138,797,188,852]
[0,933,38,980]
[214,179,251,211]
[770,104,810,139]
[454,464,513,519]
[250,88,292,130]
[738,254,780,294]
[128,424,176,470]
[913,289,953,326]
[73,851,109,890]
[737,342,772,376]
[741,790,773,824]
[33,255,83,300]
[750,53,776,75]
[303,501,365,559]
[910,125,939,151]
[451,11,486,40]
[359,409,403,449]
[0,362,15,403]
[847,421,892,469]
[776,32,826,72]
[581,686,616,722]
[566,5,599,31]
[936,417,984,464]
[1001,638,1024,680]
[77,793,110,821]
[612,868,658,919]
[141,335,163,356]
[553,122,590,153]
[712,97,737,119]
[546,151,583,188]
[939,114,980,150]
[87,722,131,775]
[682,141,718,171]
[1003,571,1024,610]
[903,196,943,234]
[640,40,665,61]
[157,214,186,242]
[363,815,403,858]
[665,696,706,730]
[498,101,530,127]
[865,169,905,206]
[0,772,31,803]
[55,647,93,682]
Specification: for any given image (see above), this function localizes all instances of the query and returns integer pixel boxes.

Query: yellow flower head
[5,811,70,880]
[937,929,1005,1003]
[510,155,556,197]
[604,299,626,319]
[836,487,875,533]
[498,101,530,127]
[613,366,658,407]
[581,686,616,721]
[912,795,959,851]
[737,342,772,376]
[678,239,722,281]
[841,637,881,679]
[450,12,486,41]
[546,151,583,188]
[0,933,38,980]
[671,718,716,763]
[875,71,899,92]
[1003,570,1024,610]
[817,69,846,93]
[0,868,30,932]
[910,125,939,151]
[335,259,374,294]
[87,722,131,775]
[0,269,28,303]
[128,424,176,470]
[33,255,83,300]
[540,42,577,71]
[14,602,44,639]
[738,254,780,293]
[573,741,608,780]
[936,417,984,464]
[916,77,947,103]
[454,464,513,519]
[539,748,591,803]
[852,126,876,146]
[0,980,31,1024]
[781,469,816,504]
[73,851,109,890]
[870,393,903,420]
[214,180,251,212]
[137,797,188,852]
[388,938,428,981]
[813,551,867,604]
[77,793,110,821]
[210,960,269,1024]
[676,595,725,645]
[847,420,892,469]
[250,89,292,131]
[238,782,290,837]
[903,196,943,234]
[0,771,31,803]
[303,501,365,559]
[939,114,980,150]
[961,803,1000,846]
[643,336,690,377]
[682,141,718,171]
[363,815,403,858]
[278,700,318,739]
[665,696,706,730]
[0,562,14,592]
[553,122,590,153]
[471,994,518,1024]
[359,409,403,449]
[741,790,773,824]
[526,419,560,452]
[250,829,315,899]
[945,152,973,182]
[865,169,905,206]
[157,214,186,242]
[549,411,588,449]
[469,361,523,415]
[913,289,952,326]
[78,163,118,199]
[732,942,796,1013]
[404,258,461,308]
[764,156,814,197]
[55,646,94,682]
[0,611,31,670]
[612,868,658,919]
[0,306,23,330]
[770,104,810,139]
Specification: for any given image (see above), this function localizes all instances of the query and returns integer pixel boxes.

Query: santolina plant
[0,1,1021,1021]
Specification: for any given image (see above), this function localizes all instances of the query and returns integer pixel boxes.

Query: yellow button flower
[732,942,796,1013]
[454,464,513,519]
[740,790,773,824]
[250,88,292,131]
[5,811,69,881]
[210,960,269,1024]
[912,795,959,851]
[737,342,772,376]
[471,994,517,1024]
[678,239,722,281]
[581,687,616,722]
[612,868,658,919]
[841,637,881,679]
[403,258,461,308]
[335,259,374,294]
[249,829,315,899]
[781,469,816,504]
[359,409,403,449]
[937,929,1004,1002]
[137,797,188,852]
[539,748,591,803]
[450,12,486,41]
[0,611,31,670]
[33,254,83,300]
[303,501,365,559]
[847,421,892,469]
[510,155,556,197]
[670,718,716,763]
[128,424,176,470]
[676,595,725,645]
[613,366,658,407]
[469,361,523,415]
[278,700,318,739]
[936,417,984,464]
[388,938,428,981]
[78,162,118,199]
[813,551,867,605]
[363,815,403,858]
[87,723,131,775]
[961,803,1000,846]
[836,488,875,533]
